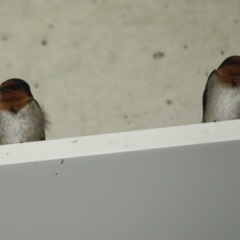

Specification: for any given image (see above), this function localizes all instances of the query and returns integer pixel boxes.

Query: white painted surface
[0,121,240,239]
[1,119,240,164]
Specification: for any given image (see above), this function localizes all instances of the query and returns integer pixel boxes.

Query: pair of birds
[0,56,239,145]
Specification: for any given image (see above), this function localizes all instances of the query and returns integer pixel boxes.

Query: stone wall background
[0,0,238,139]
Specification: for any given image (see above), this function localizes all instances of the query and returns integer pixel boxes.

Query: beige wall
[0,0,238,139]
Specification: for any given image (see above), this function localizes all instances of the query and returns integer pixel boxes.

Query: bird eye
[12,85,18,90]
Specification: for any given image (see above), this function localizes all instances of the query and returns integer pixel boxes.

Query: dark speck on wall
[61,159,64,164]
[55,173,58,175]
[183,44,188,49]
[166,99,172,105]
[34,83,39,88]
[153,52,165,59]
[123,115,131,125]
[2,36,7,41]
[48,24,54,29]
[220,50,224,55]
[41,40,47,46]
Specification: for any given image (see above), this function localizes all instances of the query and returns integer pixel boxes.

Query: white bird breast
[0,104,35,144]
[205,78,240,122]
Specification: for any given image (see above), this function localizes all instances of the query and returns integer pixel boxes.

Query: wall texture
[0,0,239,139]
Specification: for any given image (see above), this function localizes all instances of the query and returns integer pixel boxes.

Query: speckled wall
[0,0,238,139]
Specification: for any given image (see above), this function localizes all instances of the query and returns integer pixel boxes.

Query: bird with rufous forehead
[0,78,49,145]
[202,56,240,123]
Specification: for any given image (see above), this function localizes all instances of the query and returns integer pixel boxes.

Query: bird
[202,56,240,123]
[0,78,49,145]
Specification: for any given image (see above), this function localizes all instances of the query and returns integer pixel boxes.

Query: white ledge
[0,119,240,165]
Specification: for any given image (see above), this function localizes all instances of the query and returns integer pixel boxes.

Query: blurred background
[0,0,239,140]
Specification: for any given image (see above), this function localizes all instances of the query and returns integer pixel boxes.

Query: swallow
[202,56,240,123]
[0,78,49,145]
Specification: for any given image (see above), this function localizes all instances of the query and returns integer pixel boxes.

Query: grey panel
[0,140,239,240]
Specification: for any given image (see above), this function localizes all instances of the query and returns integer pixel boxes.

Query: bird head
[218,56,240,76]
[0,78,33,102]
